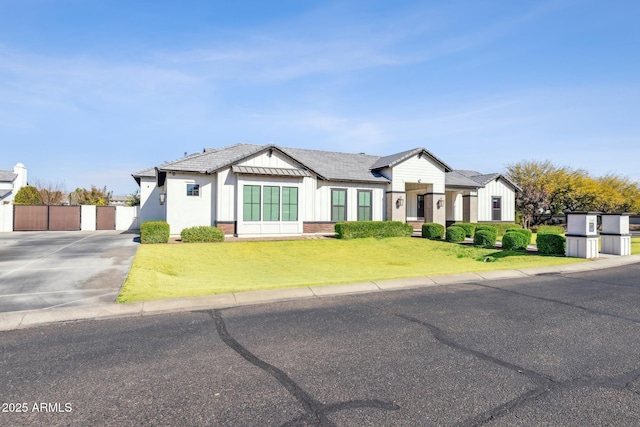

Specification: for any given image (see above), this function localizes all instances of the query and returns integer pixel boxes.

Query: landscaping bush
[475,225,498,241]
[537,233,566,255]
[477,222,520,236]
[452,222,476,237]
[422,223,445,240]
[536,225,565,235]
[445,226,466,243]
[505,228,532,243]
[181,226,224,243]
[501,232,530,251]
[140,221,170,244]
[334,221,413,239]
[474,230,497,248]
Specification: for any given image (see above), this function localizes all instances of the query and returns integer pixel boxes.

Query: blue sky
[1,0,639,195]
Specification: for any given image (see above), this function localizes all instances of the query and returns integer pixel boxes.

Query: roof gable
[370,147,452,172]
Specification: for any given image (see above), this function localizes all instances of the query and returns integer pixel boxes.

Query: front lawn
[118,237,586,303]
[633,237,640,254]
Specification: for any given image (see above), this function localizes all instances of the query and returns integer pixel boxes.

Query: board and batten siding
[445,191,463,221]
[237,150,300,169]
[477,179,515,222]
[216,167,237,222]
[165,173,216,235]
[312,182,386,222]
[390,155,446,193]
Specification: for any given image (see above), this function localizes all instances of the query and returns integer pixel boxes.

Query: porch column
[385,191,406,222]
[426,192,446,226]
[462,194,478,223]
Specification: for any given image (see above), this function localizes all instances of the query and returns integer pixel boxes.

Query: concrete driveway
[0,231,138,312]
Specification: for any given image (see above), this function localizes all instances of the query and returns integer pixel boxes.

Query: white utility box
[565,212,600,258]
[600,213,631,256]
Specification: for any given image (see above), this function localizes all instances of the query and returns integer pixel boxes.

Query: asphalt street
[0,231,138,312]
[2,263,640,426]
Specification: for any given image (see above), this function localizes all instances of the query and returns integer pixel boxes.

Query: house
[0,163,27,205]
[132,144,520,236]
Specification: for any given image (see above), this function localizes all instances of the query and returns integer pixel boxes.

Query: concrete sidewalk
[2,255,639,332]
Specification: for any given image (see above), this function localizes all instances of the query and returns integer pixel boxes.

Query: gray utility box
[565,212,600,258]
[600,213,631,256]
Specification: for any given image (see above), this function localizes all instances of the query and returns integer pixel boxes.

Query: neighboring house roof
[0,170,17,182]
[0,189,11,199]
[445,171,483,188]
[457,170,521,192]
[369,147,452,172]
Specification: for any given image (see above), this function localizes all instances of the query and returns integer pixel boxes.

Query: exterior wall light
[437,198,444,209]
[396,195,404,208]
[159,193,166,205]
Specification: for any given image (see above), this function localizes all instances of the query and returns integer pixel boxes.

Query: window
[263,186,280,221]
[243,185,261,221]
[282,187,298,221]
[357,190,372,221]
[186,183,199,196]
[331,189,347,222]
[492,196,502,221]
[417,194,425,218]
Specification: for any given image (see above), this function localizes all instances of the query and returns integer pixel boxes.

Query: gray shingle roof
[0,189,11,199]
[0,170,17,182]
[132,167,156,178]
[369,147,452,172]
[445,171,483,188]
[456,170,520,191]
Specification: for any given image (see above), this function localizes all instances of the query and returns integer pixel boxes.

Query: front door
[417,194,425,218]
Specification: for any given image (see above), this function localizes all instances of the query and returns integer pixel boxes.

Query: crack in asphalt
[377,308,640,426]
[470,282,640,326]
[210,309,400,426]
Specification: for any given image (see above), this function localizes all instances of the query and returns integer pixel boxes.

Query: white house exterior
[0,163,27,205]
[133,144,520,236]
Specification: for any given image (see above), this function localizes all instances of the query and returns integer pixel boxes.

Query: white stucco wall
[166,173,216,235]
[81,205,97,230]
[477,178,516,222]
[139,177,166,224]
[445,191,463,222]
[390,155,446,193]
[0,204,12,231]
[116,206,140,230]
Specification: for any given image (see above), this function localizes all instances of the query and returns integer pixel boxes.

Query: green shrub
[501,232,530,251]
[422,223,445,240]
[537,233,566,255]
[446,226,466,243]
[140,221,170,244]
[475,225,498,241]
[536,225,564,235]
[474,230,497,248]
[452,223,476,237]
[181,226,224,243]
[477,222,520,236]
[505,228,532,243]
[334,221,413,239]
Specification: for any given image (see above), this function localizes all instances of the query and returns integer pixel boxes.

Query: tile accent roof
[0,170,17,182]
[132,167,156,178]
[231,165,311,177]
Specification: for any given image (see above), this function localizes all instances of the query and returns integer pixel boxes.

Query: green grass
[632,237,640,254]
[118,237,587,303]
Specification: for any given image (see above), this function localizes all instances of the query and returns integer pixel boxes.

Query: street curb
[2,255,639,332]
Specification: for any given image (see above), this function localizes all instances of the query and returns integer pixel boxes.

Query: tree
[125,191,140,207]
[14,186,42,205]
[69,186,112,206]
[515,183,549,229]
[32,178,66,206]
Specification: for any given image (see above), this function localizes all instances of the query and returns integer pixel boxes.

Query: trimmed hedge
[422,223,445,240]
[446,226,466,243]
[537,234,566,255]
[502,232,530,251]
[536,225,564,235]
[452,223,476,238]
[475,225,498,241]
[474,230,497,248]
[140,221,170,244]
[181,226,224,243]
[505,228,532,243]
[334,221,413,239]
[477,222,521,235]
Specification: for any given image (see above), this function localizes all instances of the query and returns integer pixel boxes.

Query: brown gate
[13,205,48,231]
[13,205,81,231]
[96,206,116,230]
[48,206,81,231]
